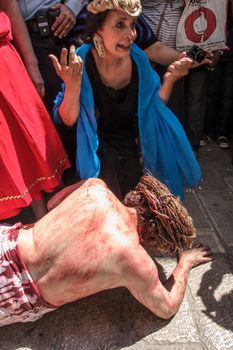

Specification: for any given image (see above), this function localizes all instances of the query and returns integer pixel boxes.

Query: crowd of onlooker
[140,0,233,152]
[1,0,233,222]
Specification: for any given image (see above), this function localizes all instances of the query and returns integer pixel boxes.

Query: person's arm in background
[135,14,181,65]
[144,41,181,66]
[0,0,45,98]
[50,1,83,39]
[136,13,211,68]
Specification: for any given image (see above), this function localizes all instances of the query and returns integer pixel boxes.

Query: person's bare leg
[30,196,48,220]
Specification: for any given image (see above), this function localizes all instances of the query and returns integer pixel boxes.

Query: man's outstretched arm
[123,245,212,319]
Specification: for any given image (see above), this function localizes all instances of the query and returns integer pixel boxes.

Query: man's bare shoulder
[117,244,159,285]
[33,178,139,262]
[54,178,119,206]
[48,178,107,202]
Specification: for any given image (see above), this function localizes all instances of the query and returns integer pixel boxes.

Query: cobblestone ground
[0,141,233,350]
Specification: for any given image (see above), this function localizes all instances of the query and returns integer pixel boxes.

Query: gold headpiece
[87,0,142,17]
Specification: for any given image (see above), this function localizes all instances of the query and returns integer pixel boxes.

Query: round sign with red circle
[184,7,217,43]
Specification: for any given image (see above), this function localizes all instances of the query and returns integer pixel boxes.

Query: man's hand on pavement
[178,244,213,269]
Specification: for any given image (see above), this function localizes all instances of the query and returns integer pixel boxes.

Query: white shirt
[18,0,86,20]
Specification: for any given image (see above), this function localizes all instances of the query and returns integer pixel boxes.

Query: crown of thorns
[124,174,196,253]
[87,0,142,16]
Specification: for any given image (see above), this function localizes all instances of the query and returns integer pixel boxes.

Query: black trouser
[155,64,186,124]
[98,143,142,201]
[28,33,64,115]
[155,64,207,150]
[205,60,233,138]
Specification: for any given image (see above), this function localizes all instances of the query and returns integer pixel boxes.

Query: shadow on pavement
[0,263,171,350]
[1,289,171,350]
[197,253,233,332]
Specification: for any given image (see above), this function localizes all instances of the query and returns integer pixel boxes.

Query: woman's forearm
[58,88,81,126]
[159,56,192,103]
[159,79,174,104]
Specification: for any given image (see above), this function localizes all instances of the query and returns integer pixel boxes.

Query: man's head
[124,174,196,254]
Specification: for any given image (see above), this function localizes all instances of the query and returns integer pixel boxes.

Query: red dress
[0,12,70,220]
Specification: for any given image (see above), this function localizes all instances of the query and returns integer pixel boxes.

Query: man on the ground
[0,175,212,326]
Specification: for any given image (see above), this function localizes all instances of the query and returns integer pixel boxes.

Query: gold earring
[93,33,105,58]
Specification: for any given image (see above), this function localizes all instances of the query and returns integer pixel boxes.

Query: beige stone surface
[0,141,233,350]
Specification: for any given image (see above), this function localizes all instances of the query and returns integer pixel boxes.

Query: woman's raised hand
[49,45,83,91]
[164,57,193,83]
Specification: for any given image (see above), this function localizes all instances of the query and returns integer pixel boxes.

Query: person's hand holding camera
[181,45,213,69]
[50,3,76,39]
[205,50,223,71]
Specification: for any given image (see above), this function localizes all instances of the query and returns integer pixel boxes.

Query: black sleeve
[135,13,158,50]
[67,5,89,46]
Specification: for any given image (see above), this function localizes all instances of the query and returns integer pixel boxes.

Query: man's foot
[217,136,230,149]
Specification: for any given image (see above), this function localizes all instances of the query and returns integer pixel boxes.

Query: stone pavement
[1,141,233,350]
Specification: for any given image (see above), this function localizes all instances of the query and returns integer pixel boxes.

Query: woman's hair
[124,174,196,253]
[85,11,110,42]
[87,0,142,16]
[85,0,142,42]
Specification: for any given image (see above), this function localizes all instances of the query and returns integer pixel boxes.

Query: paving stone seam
[120,289,135,347]
[224,177,233,194]
[185,286,210,350]
[190,189,213,223]
[136,342,206,349]
[193,191,233,269]
[54,307,66,350]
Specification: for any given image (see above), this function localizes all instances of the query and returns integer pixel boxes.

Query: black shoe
[217,136,230,149]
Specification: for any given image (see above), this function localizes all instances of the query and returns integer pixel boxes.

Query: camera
[35,9,64,43]
[186,45,207,63]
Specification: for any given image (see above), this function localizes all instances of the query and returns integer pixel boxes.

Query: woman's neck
[91,48,132,89]
[93,46,132,66]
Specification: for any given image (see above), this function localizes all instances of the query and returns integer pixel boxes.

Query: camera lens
[196,50,206,63]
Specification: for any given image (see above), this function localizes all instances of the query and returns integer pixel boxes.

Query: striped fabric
[0,224,56,327]
[141,0,184,49]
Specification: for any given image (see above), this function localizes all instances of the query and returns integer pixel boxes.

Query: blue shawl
[54,43,201,198]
